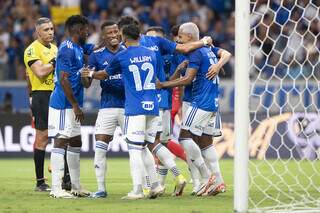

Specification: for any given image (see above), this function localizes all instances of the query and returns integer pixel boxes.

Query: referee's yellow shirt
[24,40,57,91]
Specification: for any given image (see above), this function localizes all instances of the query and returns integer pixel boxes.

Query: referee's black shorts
[31,90,52,130]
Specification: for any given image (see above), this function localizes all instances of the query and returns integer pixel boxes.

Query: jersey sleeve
[154,36,177,55]
[188,50,202,70]
[88,53,96,70]
[105,55,121,76]
[24,45,40,67]
[211,46,220,56]
[57,47,74,73]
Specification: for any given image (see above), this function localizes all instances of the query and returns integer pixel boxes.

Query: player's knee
[69,135,82,147]
[95,134,112,143]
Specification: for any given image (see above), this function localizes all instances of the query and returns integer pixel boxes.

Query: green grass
[0,158,234,213]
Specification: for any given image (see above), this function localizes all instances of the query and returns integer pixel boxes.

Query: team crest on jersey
[27,48,34,57]
[141,101,154,111]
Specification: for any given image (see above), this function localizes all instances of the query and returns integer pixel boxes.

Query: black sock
[63,149,70,183]
[34,148,45,186]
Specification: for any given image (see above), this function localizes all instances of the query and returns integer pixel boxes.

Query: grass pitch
[0,158,234,213]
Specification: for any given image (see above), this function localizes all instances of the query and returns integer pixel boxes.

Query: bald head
[179,22,199,41]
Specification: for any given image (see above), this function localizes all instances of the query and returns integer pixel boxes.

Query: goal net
[248,0,320,212]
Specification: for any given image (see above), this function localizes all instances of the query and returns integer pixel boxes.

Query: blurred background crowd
[0,0,319,82]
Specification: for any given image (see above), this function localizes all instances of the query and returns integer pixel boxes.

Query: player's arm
[157,68,197,89]
[169,60,189,81]
[29,58,55,79]
[25,72,32,105]
[60,71,84,123]
[206,48,232,80]
[175,36,212,54]
[81,69,109,80]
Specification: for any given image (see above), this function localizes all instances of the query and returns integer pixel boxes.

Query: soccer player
[24,17,57,192]
[117,16,212,196]
[145,26,188,191]
[83,23,163,200]
[48,15,92,198]
[157,22,226,196]
[81,20,126,198]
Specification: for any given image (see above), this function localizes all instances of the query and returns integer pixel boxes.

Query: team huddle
[24,14,231,199]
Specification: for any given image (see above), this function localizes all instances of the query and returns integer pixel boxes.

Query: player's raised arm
[175,36,212,54]
[206,47,232,80]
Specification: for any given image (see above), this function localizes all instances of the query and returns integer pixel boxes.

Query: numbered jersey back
[106,45,159,116]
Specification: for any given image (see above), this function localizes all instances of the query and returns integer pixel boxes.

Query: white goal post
[234,0,320,212]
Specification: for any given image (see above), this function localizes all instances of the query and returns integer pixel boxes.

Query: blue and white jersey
[188,46,220,112]
[88,45,126,109]
[50,39,84,109]
[139,34,177,109]
[105,45,160,116]
[171,53,193,103]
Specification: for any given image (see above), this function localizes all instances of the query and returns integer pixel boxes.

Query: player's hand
[72,104,84,123]
[29,96,32,106]
[206,64,221,80]
[81,67,94,78]
[156,79,162,89]
[202,36,213,46]
[177,60,189,71]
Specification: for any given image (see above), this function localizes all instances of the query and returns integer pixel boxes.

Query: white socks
[180,138,211,181]
[94,141,108,192]
[128,145,144,194]
[51,148,65,192]
[141,147,159,189]
[187,156,201,188]
[67,146,81,190]
[201,144,224,184]
[153,143,181,177]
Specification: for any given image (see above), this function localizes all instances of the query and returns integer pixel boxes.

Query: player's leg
[199,114,225,196]
[121,115,146,200]
[92,108,120,198]
[199,134,225,196]
[48,107,74,198]
[159,109,187,196]
[31,91,50,191]
[179,107,215,196]
[66,109,90,197]
[180,102,201,193]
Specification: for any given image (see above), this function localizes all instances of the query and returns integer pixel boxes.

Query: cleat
[158,186,166,197]
[71,186,91,197]
[121,191,144,200]
[143,188,150,197]
[50,190,75,198]
[208,183,226,196]
[196,175,216,196]
[34,183,51,192]
[91,191,107,198]
[149,185,164,199]
[172,175,187,196]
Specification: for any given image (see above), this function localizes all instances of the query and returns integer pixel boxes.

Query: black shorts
[31,91,52,130]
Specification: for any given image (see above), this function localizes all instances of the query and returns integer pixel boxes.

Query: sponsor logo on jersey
[146,45,159,52]
[141,101,154,111]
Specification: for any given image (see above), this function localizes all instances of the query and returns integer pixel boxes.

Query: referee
[24,17,57,191]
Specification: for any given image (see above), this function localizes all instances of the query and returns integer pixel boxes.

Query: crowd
[0,0,234,80]
[0,0,319,81]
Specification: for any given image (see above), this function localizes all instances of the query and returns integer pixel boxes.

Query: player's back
[50,40,84,109]
[106,45,159,116]
[189,46,219,112]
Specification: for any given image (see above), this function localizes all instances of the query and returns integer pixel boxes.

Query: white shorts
[182,101,191,120]
[159,109,172,143]
[48,107,81,138]
[212,109,222,137]
[181,106,216,136]
[95,108,124,135]
[124,115,159,145]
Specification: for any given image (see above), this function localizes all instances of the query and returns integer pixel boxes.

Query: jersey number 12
[129,62,155,91]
